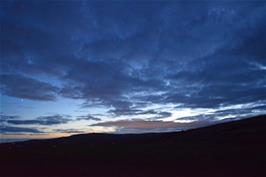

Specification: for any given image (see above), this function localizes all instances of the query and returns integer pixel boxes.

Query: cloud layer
[1,1,265,135]
[7,115,70,125]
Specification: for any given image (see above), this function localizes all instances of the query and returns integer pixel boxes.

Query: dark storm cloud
[7,115,70,125]
[0,74,59,101]
[1,1,265,120]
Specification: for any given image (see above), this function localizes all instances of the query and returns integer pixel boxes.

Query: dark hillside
[0,115,265,177]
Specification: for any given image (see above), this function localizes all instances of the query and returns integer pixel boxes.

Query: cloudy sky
[1,1,266,141]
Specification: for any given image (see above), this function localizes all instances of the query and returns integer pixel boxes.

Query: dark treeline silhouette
[0,115,265,177]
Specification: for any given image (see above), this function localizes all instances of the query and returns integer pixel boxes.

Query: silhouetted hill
[0,115,265,177]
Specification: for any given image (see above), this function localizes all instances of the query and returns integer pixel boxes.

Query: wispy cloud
[0,74,59,101]
[7,115,70,125]
[76,115,101,121]
[0,125,42,133]
[91,119,213,132]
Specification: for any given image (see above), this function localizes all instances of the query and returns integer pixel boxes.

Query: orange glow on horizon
[0,133,72,140]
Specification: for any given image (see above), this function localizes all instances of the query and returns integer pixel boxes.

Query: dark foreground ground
[0,115,266,177]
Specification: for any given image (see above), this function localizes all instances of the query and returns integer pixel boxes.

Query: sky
[0,0,266,141]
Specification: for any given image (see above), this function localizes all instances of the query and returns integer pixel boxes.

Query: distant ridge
[0,115,265,177]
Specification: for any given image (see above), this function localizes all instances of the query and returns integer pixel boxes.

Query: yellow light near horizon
[1,133,70,140]
[0,126,117,140]
[161,108,215,122]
